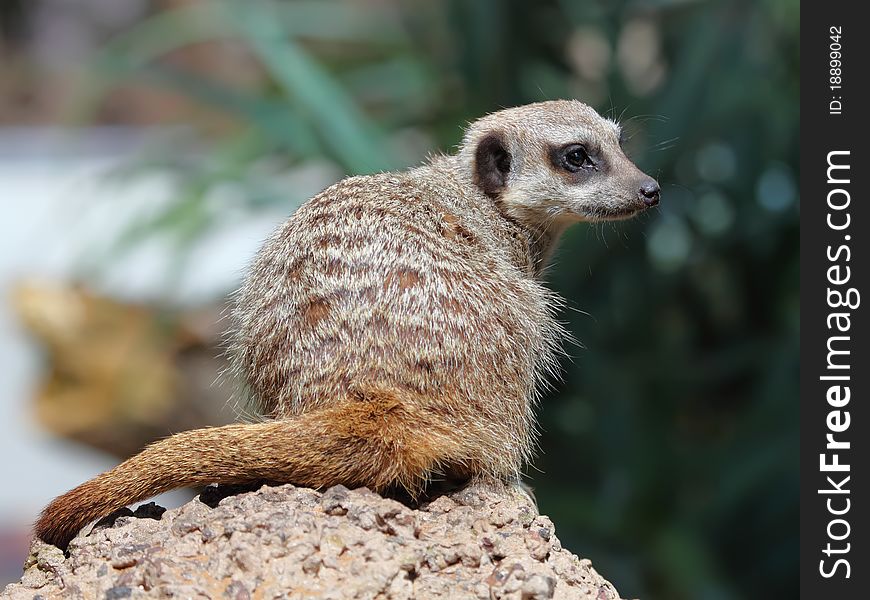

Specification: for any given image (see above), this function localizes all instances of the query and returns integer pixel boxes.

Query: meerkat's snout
[597,143,661,218]
[585,147,661,219]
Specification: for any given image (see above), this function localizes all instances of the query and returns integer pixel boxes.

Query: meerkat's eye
[561,145,596,172]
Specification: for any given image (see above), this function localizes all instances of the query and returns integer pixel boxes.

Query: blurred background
[0,0,798,597]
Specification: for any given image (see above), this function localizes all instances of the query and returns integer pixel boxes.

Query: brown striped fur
[36,101,659,549]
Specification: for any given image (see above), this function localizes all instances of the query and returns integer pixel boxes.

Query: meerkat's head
[457,100,659,227]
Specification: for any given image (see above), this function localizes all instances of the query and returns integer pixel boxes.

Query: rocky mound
[3,482,626,599]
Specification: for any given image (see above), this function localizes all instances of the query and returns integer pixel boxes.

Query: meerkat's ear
[473,133,511,198]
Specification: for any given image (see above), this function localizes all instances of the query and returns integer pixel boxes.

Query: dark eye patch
[550,143,598,175]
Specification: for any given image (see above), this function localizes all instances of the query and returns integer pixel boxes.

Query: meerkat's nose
[638,179,661,207]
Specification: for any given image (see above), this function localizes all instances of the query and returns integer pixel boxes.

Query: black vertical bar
[800,2,868,596]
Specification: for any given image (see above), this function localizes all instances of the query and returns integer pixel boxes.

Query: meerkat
[35,100,660,549]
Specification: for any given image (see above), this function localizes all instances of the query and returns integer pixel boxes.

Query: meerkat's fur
[35,100,660,549]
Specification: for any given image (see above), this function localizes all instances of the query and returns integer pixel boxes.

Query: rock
[2,482,627,599]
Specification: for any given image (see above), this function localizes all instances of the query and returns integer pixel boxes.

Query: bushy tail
[35,392,465,549]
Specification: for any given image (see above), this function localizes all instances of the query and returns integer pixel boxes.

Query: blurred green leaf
[231,2,398,173]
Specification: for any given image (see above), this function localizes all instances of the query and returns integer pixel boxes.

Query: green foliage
[79,0,799,597]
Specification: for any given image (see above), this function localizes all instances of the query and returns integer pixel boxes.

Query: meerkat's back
[234,166,562,472]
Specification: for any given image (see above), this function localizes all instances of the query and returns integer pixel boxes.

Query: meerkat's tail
[35,391,466,549]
